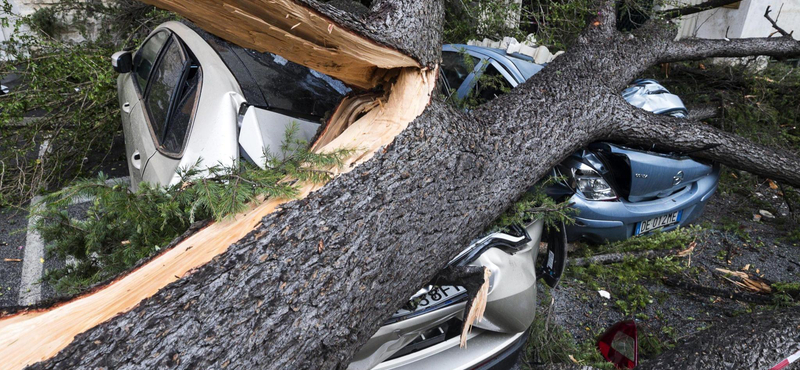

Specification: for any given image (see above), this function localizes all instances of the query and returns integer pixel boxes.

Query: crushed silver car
[114,22,567,369]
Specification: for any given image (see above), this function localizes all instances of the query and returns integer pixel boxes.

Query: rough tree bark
[3,0,800,369]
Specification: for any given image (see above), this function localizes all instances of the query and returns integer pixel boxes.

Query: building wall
[677,0,799,40]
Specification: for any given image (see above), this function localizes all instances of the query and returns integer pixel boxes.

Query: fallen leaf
[699,63,706,70]
[743,264,750,271]
[768,179,779,190]
[569,355,579,364]
[40,258,44,263]
[677,241,696,257]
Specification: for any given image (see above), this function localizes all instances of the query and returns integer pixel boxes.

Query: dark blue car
[441,44,720,243]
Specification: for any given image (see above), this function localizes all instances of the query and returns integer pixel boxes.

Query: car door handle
[131,151,142,169]
[122,102,132,113]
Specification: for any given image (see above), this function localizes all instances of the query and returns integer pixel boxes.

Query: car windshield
[192,22,348,120]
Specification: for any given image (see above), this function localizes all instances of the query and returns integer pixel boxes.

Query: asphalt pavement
[0,177,128,309]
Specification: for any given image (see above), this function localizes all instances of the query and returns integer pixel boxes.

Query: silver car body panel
[373,329,525,370]
[349,219,543,370]
[118,72,157,188]
[621,79,688,117]
[123,21,245,190]
[239,106,320,168]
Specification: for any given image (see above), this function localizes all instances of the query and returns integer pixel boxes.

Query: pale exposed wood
[0,68,436,370]
[312,92,382,151]
[140,0,420,89]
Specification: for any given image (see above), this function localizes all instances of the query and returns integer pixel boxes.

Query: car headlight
[572,164,617,201]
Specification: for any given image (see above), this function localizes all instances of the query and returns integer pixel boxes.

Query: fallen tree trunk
[1,0,799,369]
[641,306,800,369]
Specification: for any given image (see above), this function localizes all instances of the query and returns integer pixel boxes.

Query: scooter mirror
[597,320,638,369]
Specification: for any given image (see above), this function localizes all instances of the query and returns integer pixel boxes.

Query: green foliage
[569,228,697,315]
[443,0,526,44]
[29,7,65,37]
[519,0,596,50]
[36,127,350,295]
[0,0,173,205]
[443,0,598,50]
[490,177,576,232]
[574,225,699,257]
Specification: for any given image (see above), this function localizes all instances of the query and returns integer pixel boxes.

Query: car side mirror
[597,320,638,369]
[111,51,133,73]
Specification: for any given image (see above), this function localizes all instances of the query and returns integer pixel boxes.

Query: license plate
[393,285,466,317]
[636,210,682,235]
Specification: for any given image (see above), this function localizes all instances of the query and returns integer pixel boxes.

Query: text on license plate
[393,285,466,317]
[636,210,682,235]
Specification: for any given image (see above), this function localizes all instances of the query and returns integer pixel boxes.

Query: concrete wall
[677,0,799,40]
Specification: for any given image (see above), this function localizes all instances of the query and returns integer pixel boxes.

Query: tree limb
[660,36,800,63]
[686,104,720,121]
[662,276,775,305]
[607,99,800,187]
[658,0,741,20]
[764,5,793,38]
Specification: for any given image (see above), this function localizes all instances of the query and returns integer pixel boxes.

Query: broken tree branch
[607,101,800,187]
[764,5,793,38]
[659,0,742,20]
[569,249,679,267]
[686,104,720,121]
[660,36,800,63]
[663,276,774,305]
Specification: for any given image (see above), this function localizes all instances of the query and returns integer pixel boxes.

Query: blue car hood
[592,143,714,202]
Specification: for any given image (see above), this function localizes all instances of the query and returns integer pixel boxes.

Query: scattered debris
[4,258,21,262]
[715,268,772,293]
[676,241,696,257]
[753,214,762,222]
[598,290,611,299]
[466,35,564,64]
[569,249,678,267]
[759,210,776,219]
[663,276,774,304]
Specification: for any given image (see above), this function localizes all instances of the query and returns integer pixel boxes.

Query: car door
[440,49,483,102]
[123,30,170,190]
[137,34,199,187]
[462,58,517,106]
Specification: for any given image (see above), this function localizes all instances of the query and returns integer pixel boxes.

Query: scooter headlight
[572,164,617,201]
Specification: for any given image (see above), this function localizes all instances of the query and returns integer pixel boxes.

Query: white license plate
[393,285,466,317]
[636,210,682,235]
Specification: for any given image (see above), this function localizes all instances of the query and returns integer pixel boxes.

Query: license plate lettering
[416,286,464,309]
[638,210,681,235]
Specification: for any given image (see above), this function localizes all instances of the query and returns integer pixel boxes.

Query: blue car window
[471,63,513,106]
[441,51,479,94]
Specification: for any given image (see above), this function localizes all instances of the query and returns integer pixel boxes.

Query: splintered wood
[0,67,435,370]
[139,0,420,88]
